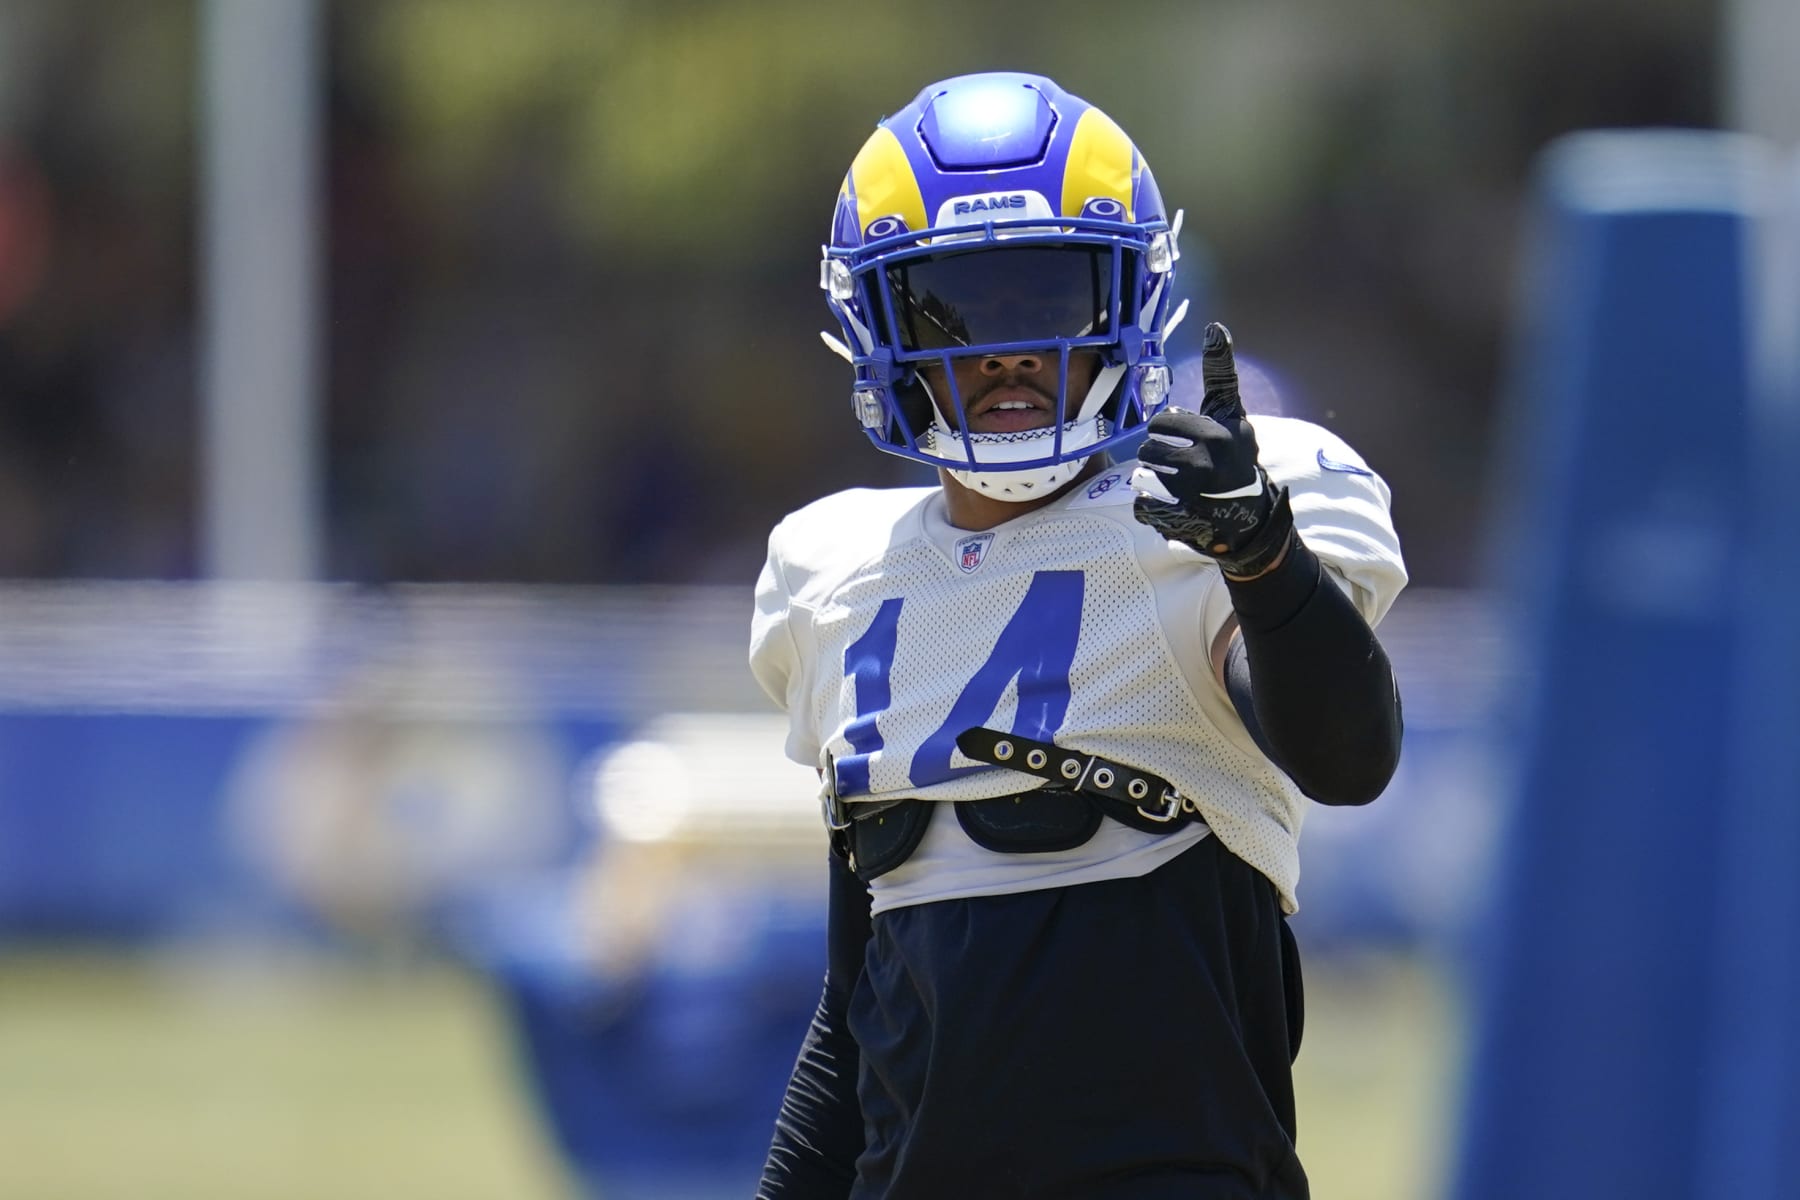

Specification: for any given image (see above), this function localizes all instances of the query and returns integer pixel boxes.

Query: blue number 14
[835,571,1083,797]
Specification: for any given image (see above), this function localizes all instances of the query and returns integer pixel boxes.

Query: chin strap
[925,363,1127,501]
[946,445,1094,499]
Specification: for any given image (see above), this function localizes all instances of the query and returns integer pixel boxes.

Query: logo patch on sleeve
[1317,447,1373,477]
[956,532,996,573]
[1085,472,1123,499]
[1065,471,1132,509]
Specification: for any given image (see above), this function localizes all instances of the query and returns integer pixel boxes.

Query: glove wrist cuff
[1214,483,1294,577]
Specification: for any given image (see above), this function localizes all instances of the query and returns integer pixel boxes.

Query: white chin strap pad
[949,461,1088,500]
[927,363,1126,502]
[929,417,1106,500]
[948,450,1092,500]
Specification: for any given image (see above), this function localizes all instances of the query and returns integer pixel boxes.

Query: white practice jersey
[750,416,1407,915]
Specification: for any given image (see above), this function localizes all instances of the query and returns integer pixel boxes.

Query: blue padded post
[1692,151,1800,1200]
[1453,131,1774,1200]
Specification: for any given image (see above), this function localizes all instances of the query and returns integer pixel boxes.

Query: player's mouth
[968,385,1055,434]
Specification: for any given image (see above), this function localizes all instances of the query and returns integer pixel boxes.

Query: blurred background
[0,1,1793,1198]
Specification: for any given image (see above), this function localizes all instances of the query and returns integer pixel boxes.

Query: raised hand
[1131,323,1291,578]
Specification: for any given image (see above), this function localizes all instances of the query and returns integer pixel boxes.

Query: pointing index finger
[1199,321,1244,422]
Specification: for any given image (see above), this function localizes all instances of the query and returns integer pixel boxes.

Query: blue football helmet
[821,72,1188,499]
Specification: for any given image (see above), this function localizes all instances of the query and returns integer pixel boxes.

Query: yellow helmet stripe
[849,127,929,237]
[1060,108,1136,221]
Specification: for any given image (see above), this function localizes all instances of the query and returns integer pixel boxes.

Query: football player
[752,71,1406,1198]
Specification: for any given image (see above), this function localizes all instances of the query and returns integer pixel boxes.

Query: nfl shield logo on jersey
[957,532,996,574]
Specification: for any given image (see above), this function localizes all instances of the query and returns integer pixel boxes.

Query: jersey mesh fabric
[798,507,1307,910]
[750,416,1407,916]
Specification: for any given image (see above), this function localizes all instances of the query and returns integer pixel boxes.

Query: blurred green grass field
[0,951,573,1200]
[0,948,1458,1200]
[1294,954,1463,1200]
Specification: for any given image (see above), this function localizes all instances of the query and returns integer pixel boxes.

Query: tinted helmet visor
[884,246,1115,354]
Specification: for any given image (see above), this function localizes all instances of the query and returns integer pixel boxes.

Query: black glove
[1131,322,1294,577]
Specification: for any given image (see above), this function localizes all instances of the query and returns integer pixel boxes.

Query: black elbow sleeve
[1223,537,1403,805]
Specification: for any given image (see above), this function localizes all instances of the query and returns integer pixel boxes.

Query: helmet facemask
[824,220,1183,499]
